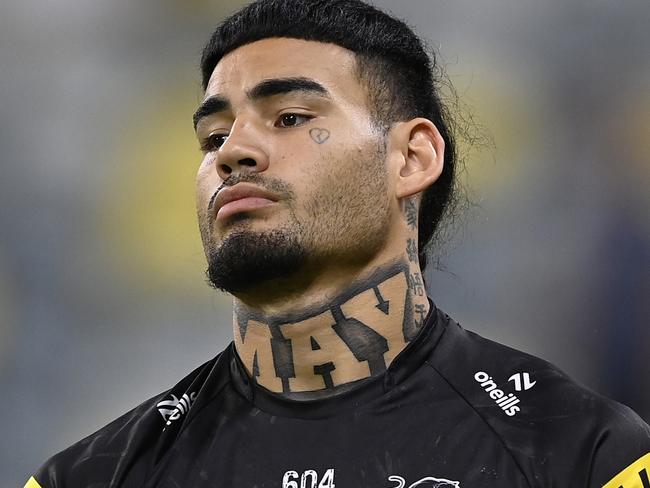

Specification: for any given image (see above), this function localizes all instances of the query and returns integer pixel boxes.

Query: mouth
[216,196,276,220]
[211,183,279,222]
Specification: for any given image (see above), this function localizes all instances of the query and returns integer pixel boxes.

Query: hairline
[202,37,401,131]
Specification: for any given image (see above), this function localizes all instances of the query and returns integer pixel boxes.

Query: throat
[232,261,429,399]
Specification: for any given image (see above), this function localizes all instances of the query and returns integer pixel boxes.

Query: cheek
[195,159,218,205]
[303,143,387,218]
[195,174,208,211]
[195,169,218,236]
[274,139,303,167]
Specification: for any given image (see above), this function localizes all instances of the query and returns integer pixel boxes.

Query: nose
[215,119,269,180]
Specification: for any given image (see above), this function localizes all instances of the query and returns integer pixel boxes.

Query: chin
[205,222,307,294]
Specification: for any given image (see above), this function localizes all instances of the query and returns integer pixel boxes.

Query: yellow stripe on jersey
[602,452,650,488]
[24,477,43,488]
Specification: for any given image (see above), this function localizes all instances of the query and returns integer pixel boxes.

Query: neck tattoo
[233,261,429,399]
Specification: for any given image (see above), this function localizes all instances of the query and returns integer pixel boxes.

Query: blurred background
[1,0,649,484]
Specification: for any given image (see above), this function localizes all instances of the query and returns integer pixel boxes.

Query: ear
[390,118,445,199]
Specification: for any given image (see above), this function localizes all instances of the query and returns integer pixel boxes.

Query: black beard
[206,224,308,294]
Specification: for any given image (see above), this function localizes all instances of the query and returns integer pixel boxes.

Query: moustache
[207,173,294,215]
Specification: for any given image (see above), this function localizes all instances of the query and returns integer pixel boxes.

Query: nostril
[219,164,232,175]
[239,158,256,167]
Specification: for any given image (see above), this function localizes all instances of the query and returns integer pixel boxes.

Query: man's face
[194,38,392,295]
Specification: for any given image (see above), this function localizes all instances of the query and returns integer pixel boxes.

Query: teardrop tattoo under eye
[309,128,331,144]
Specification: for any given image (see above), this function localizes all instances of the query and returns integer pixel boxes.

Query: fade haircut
[200,0,457,272]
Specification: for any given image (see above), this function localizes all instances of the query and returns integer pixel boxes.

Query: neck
[232,259,429,399]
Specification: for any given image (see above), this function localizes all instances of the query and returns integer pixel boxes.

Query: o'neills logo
[156,392,198,427]
[474,371,521,417]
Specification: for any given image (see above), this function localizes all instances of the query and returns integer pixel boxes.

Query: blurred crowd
[1,1,648,485]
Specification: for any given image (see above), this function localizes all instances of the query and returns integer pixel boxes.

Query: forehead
[205,38,362,100]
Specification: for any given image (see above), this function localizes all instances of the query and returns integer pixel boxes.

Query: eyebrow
[247,77,329,100]
[193,96,229,130]
[193,77,330,130]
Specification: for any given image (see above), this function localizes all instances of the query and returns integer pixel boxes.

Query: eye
[200,133,228,152]
[275,113,313,128]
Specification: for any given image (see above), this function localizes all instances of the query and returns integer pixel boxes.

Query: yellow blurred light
[101,82,208,293]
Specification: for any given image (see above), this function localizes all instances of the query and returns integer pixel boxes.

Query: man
[26,0,649,487]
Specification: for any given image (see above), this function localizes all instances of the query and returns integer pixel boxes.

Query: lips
[212,183,278,221]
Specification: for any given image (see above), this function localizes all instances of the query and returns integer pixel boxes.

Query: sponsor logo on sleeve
[508,372,536,391]
[156,391,198,427]
[602,452,650,488]
[474,371,523,417]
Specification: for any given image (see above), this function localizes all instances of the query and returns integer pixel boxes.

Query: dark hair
[200,0,457,271]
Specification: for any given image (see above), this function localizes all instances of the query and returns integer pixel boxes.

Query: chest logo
[388,475,460,487]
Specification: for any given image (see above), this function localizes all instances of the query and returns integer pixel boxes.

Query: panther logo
[388,475,461,487]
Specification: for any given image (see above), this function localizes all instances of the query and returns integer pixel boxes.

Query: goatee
[206,224,308,294]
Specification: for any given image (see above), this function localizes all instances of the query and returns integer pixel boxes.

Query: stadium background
[1,0,648,485]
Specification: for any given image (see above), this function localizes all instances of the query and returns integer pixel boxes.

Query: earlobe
[394,118,445,199]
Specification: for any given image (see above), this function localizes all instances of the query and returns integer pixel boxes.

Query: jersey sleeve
[589,401,650,488]
[22,355,220,488]
[428,320,650,487]
[601,453,650,488]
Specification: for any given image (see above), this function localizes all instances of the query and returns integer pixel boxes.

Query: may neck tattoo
[232,260,429,400]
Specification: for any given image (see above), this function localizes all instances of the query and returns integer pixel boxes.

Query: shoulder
[31,389,167,488]
[27,353,226,488]
[427,312,650,486]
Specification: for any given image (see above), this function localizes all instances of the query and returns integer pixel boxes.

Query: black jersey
[26,302,650,488]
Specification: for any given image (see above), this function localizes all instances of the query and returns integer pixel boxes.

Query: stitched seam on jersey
[423,360,535,488]
[177,381,230,433]
[585,429,609,487]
